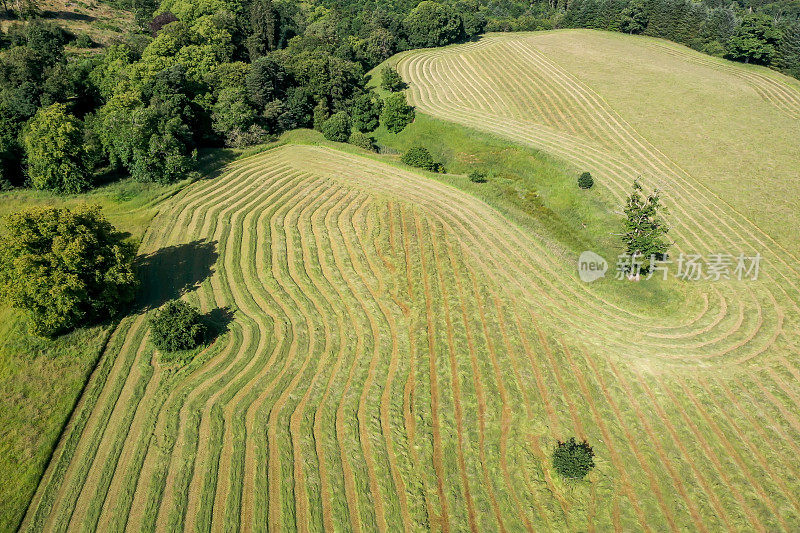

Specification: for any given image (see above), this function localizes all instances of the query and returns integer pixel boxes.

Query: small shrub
[401,146,438,171]
[149,299,206,352]
[74,33,94,48]
[381,66,406,92]
[469,170,487,183]
[578,171,594,189]
[348,131,376,152]
[321,111,351,142]
[552,438,595,479]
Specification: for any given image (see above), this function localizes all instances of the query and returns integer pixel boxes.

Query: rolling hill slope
[18,134,800,531]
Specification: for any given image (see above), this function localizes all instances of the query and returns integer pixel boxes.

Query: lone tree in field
[0,205,137,336]
[553,437,595,479]
[381,66,406,92]
[578,171,594,189]
[622,179,670,274]
[149,299,206,352]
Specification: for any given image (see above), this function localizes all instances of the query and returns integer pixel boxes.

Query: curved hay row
[640,39,800,119]
[396,37,799,365]
[21,143,800,532]
[300,145,773,364]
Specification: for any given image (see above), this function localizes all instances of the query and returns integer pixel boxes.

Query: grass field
[9,29,800,532]
[0,152,235,531]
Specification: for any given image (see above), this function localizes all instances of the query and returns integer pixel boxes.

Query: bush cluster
[381,66,406,92]
[349,131,376,152]
[149,299,206,352]
[468,170,488,183]
[578,171,594,189]
[552,437,595,479]
[401,146,440,171]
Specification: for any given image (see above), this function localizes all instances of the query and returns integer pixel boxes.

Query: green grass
[0,175,185,532]
[6,29,800,533]
[0,310,110,533]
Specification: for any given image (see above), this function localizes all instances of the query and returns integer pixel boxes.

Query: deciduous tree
[21,103,91,193]
[0,205,137,336]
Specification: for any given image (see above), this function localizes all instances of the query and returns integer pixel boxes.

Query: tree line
[485,0,799,76]
[1,0,797,192]
[0,0,488,191]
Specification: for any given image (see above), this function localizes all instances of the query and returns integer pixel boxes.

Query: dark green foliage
[313,99,330,131]
[97,65,199,184]
[212,87,260,144]
[457,0,488,38]
[403,1,463,48]
[321,111,351,142]
[246,55,287,110]
[73,33,94,48]
[381,66,405,92]
[401,146,439,171]
[277,39,365,113]
[0,205,137,337]
[348,130,376,151]
[620,0,647,34]
[622,179,670,274]
[246,0,280,60]
[21,103,91,193]
[726,13,781,65]
[777,22,800,78]
[381,93,414,134]
[552,438,595,479]
[350,93,382,132]
[578,171,594,189]
[468,170,487,183]
[0,102,26,185]
[277,87,314,131]
[148,299,206,352]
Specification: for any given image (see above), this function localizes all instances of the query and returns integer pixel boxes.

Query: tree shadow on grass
[134,239,219,312]
[201,306,236,345]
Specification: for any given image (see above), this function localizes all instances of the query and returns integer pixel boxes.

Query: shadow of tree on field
[42,10,95,22]
[134,239,219,312]
[201,306,236,344]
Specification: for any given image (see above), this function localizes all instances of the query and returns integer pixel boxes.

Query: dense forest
[0,0,798,191]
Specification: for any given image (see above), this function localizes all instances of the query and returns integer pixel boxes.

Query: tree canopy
[21,103,91,193]
[381,93,415,134]
[622,179,670,274]
[0,205,138,336]
[552,438,596,479]
[149,299,206,352]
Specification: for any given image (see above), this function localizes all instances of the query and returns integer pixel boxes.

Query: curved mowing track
[391,32,800,530]
[20,140,800,530]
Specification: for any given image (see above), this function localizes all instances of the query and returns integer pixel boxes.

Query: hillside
[395,29,800,251]
[17,131,800,531]
[5,25,800,533]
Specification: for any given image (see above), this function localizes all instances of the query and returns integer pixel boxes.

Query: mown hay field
[19,30,800,532]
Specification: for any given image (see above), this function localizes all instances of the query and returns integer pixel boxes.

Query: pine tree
[621,179,670,274]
